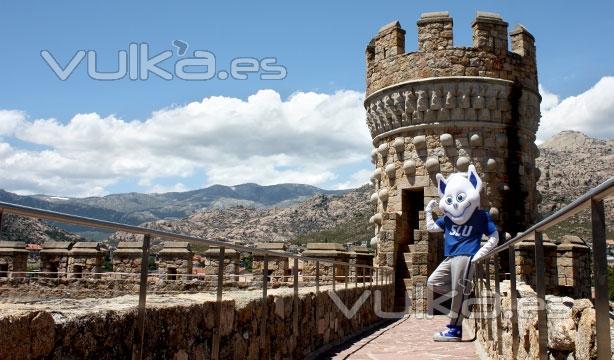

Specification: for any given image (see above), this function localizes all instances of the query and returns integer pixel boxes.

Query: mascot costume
[425,164,499,342]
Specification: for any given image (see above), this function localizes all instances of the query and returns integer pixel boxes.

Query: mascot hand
[425,200,443,233]
[425,199,438,213]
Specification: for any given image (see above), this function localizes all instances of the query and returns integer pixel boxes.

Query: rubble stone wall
[0,284,394,359]
[470,281,613,360]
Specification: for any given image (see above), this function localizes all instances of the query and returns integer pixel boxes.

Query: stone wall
[157,241,193,279]
[40,241,73,277]
[68,242,104,277]
[112,241,143,274]
[302,243,351,282]
[252,242,290,279]
[0,241,28,277]
[470,280,613,359]
[0,284,395,359]
[514,234,592,299]
[202,246,240,282]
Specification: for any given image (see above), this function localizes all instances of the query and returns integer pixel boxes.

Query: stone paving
[329,315,478,359]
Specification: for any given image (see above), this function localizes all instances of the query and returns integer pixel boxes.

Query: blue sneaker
[433,324,462,342]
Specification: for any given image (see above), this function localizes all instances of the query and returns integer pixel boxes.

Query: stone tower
[365,12,541,310]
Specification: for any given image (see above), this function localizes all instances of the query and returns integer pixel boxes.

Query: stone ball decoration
[370,192,378,204]
[378,188,389,202]
[378,142,389,155]
[393,137,405,153]
[425,157,439,173]
[372,168,383,181]
[370,235,380,247]
[371,148,378,164]
[489,207,500,220]
[412,135,426,150]
[403,160,416,176]
[439,133,454,147]
[456,156,470,171]
[486,158,497,172]
[385,163,396,178]
[470,133,482,147]
[369,213,383,225]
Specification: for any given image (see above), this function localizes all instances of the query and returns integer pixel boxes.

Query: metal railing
[475,177,613,360]
[0,202,393,360]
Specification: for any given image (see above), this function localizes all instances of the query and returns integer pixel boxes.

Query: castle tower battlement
[365,12,541,311]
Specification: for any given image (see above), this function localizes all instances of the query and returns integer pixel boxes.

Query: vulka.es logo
[40,41,287,81]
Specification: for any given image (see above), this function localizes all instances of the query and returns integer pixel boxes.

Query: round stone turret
[364,12,541,307]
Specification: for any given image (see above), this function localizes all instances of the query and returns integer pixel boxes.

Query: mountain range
[0,131,611,245]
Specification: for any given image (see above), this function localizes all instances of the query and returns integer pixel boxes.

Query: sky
[0,1,612,197]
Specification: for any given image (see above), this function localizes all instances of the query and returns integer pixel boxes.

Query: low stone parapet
[469,280,613,359]
[157,241,193,279]
[40,241,73,278]
[0,283,395,359]
[68,242,105,278]
[0,241,28,278]
[252,242,290,281]
[202,246,240,282]
[112,241,143,274]
[302,243,351,283]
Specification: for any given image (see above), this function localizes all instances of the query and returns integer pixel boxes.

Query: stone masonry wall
[0,284,395,360]
[470,280,613,359]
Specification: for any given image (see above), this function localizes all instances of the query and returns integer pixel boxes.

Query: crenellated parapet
[365,12,538,97]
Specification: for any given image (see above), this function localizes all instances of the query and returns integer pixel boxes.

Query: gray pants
[427,255,474,326]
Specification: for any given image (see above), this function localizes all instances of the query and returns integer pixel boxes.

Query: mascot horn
[425,164,499,342]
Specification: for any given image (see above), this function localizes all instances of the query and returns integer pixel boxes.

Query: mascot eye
[445,196,453,205]
[456,193,466,202]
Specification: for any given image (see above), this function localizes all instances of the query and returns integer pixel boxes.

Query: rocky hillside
[112,185,373,247]
[0,183,343,226]
[536,131,613,239]
[537,131,613,215]
[0,214,82,244]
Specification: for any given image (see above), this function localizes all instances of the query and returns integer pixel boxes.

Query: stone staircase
[399,211,441,312]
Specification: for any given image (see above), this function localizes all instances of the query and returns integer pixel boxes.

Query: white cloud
[0,89,371,197]
[537,76,614,142]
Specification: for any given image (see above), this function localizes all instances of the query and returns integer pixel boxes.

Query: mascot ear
[467,165,482,192]
[435,173,447,197]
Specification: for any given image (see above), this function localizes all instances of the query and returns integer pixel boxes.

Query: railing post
[332,263,336,291]
[133,234,150,360]
[509,245,519,354]
[534,231,548,360]
[260,255,269,356]
[315,260,320,293]
[591,199,611,359]
[362,266,366,287]
[293,257,299,338]
[211,246,225,360]
[344,264,348,291]
[494,254,503,357]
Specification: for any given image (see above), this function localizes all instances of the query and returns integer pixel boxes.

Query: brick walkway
[328,315,479,359]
